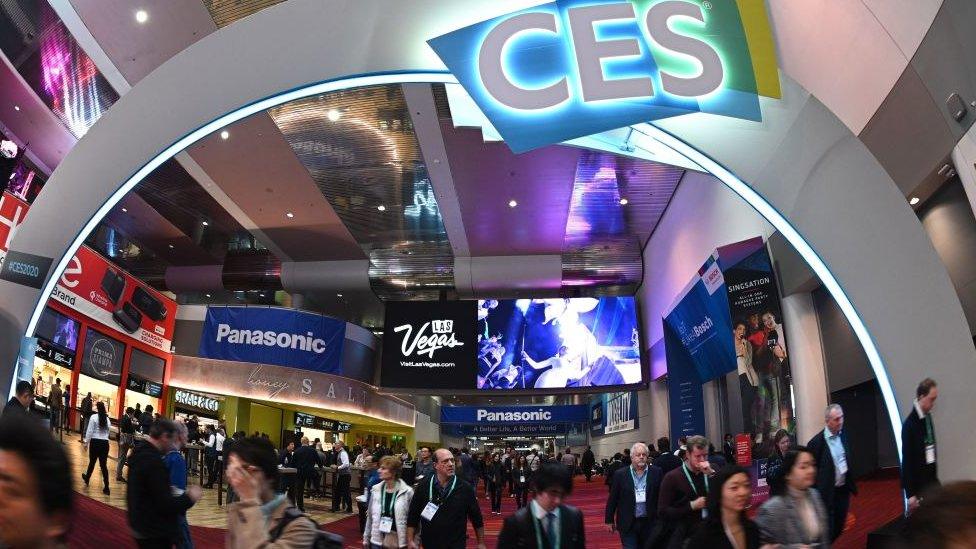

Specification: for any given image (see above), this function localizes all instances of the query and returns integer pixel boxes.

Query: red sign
[735,433,752,466]
[50,245,176,352]
[0,191,29,264]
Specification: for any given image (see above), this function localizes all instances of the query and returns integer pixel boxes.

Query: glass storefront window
[123,390,159,415]
[77,374,119,418]
[31,358,72,406]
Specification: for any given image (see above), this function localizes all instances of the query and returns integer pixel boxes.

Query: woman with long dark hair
[686,465,761,549]
[488,453,505,514]
[756,447,830,548]
[765,429,791,487]
[82,400,112,495]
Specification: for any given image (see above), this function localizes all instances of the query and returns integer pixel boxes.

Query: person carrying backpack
[226,436,342,548]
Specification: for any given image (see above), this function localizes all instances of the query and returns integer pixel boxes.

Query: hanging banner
[718,237,794,440]
[199,306,346,374]
[663,255,736,383]
[441,404,589,424]
[447,423,572,437]
[16,337,38,383]
[50,245,177,352]
[664,319,706,442]
[591,391,639,436]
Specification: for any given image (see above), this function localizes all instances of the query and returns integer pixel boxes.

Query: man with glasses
[407,448,486,549]
[499,462,586,548]
[605,442,663,549]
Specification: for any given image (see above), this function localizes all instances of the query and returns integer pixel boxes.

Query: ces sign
[428,0,781,152]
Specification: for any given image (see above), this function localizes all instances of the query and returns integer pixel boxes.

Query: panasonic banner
[441,404,589,437]
[199,306,345,374]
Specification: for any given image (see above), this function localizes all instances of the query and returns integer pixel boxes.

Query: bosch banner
[50,245,177,352]
[199,306,346,374]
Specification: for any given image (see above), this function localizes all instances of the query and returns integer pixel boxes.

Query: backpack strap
[270,506,306,541]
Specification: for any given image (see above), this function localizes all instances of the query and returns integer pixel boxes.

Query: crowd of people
[0,375,972,548]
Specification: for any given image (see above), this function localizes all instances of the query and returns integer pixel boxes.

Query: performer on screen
[522,346,587,389]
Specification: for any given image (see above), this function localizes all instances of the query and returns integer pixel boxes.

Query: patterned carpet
[67,470,901,547]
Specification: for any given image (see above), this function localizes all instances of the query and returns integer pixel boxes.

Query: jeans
[176,514,193,549]
[117,434,133,479]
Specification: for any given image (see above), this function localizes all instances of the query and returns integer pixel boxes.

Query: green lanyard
[428,475,457,504]
[382,488,399,517]
[531,502,560,549]
[682,463,708,497]
[924,415,935,445]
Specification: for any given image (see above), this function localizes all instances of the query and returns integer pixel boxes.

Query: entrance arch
[1,0,973,482]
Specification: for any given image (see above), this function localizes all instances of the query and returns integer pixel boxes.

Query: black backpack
[271,506,343,549]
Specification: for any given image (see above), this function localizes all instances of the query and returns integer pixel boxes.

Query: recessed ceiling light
[201,220,209,226]
[327,109,341,122]
[337,293,343,298]
[285,211,294,218]
[220,130,229,140]
[508,199,518,208]
[619,198,629,205]
[377,205,386,211]
[205,293,211,298]
[135,9,148,24]
[909,197,920,205]
[121,207,127,213]
[168,244,174,249]
[13,105,20,111]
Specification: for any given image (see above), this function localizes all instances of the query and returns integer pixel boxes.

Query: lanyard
[531,503,560,549]
[682,463,708,497]
[629,466,647,491]
[381,487,399,517]
[429,475,457,504]
[924,415,935,445]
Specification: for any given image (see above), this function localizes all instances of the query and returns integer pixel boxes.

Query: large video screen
[476,297,642,390]
[35,307,79,352]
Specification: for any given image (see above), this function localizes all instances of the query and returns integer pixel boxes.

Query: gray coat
[755,488,831,548]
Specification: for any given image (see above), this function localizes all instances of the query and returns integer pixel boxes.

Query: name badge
[925,444,936,465]
[421,502,439,521]
[635,489,646,504]
[379,516,394,534]
[701,507,708,519]
[520,476,526,483]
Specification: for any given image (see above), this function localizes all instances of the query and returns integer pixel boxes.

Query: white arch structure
[1,0,973,482]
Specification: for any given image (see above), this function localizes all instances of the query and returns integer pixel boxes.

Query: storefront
[30,307,78,412]
[292,411,351,447]
[76,327,126,419]
[170,388,224,430]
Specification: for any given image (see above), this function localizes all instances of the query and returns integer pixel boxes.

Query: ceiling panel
[202,0,285,28]
[441,123,581,256]
[187,112,366,261]
[71,0,217,84]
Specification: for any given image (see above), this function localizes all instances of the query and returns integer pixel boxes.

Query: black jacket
[686,518,760,549]
[605,464,663,534]
[901,407,940,498]
[581,450,595,468]
[138,411,153,433]
[2,397,27,417]
[806,429,857,507]
[487,462,505,486]
[652,452,682,475]
[604,460,624,487]
[497,503,585,549]
[407,475,483,548]
[126,440,194,540]
[292,445,322,476]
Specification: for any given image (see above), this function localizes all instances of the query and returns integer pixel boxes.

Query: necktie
[546,512,558,549]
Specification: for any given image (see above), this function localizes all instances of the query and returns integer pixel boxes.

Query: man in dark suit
[902,378,940,514]
[290,437,322,512]
[2,381,33,417]
[498,462,585,548]
[651,437,681,475]
[605,442,663,549]
[807,403,857,542]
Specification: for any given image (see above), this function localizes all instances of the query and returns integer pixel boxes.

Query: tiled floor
[62,430,353,529]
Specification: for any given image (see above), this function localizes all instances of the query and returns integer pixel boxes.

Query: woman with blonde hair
[364,455,414,549]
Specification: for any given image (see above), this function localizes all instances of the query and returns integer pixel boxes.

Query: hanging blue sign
[199,307,346,374]
[448,423,572,437]
[440,404,589,424]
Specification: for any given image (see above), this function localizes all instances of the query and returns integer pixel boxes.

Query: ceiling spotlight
[121,207,128,213]
[327,109,341,122]
[909,197,920,205]
[13,105,20,111]
[220,130,229,140]
[201,220,209,226]
[619,198,629,205]
[377,205,386,211]
[508,199,518,208]
[285,211,295,218]
[337,293,343,298]
[205,293,211,298]
[168,244,174,249]
[135,9,148,24]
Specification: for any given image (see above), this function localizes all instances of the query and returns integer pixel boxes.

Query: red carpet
[67,495,225,548]
[68,471,900,547]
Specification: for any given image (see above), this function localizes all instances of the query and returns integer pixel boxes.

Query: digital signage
[381,296,644,392]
